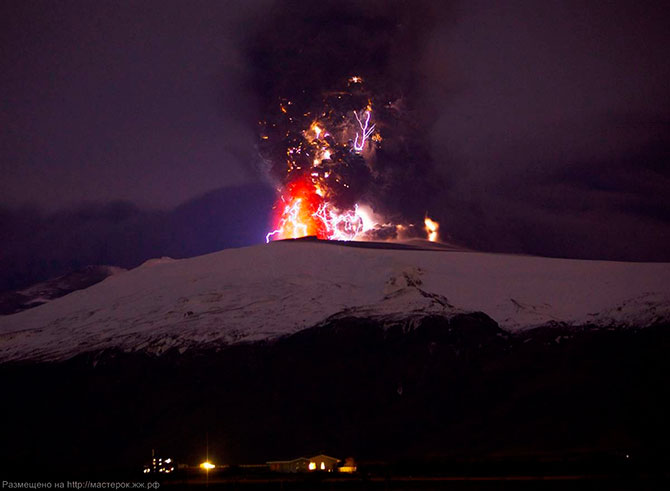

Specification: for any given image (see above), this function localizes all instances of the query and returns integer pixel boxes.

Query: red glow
[266,177,374,243]
[262,81,385,243]
[266,177,327,242]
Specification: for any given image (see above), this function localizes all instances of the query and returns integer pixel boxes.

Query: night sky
[1,0,669,291]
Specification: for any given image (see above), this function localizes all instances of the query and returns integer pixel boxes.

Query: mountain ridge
[0,240,668,363]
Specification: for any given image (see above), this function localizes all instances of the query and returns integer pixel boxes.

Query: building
[267,454,340,473]
[267,457,310,473]
[338,457,357,473]
[143,449,175,474]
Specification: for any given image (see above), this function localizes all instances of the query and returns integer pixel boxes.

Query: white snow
[0,241,668,362]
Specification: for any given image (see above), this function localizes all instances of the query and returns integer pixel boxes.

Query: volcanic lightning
[261,75,441,244]
[353,110,375,153]
[252,2,446,245]
[261,76,385,243]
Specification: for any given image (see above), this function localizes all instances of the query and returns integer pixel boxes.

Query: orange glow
[266,176,379,242]
[200,461,215,470]
[266,177,326,242]
[424,216,440,242]
[311,123,323,139]
[265,96,386,242]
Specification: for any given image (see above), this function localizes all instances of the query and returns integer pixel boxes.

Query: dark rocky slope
[1,313,668,477]
[0,265,124,315]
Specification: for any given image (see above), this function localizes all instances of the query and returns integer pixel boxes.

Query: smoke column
[247,0,447,241]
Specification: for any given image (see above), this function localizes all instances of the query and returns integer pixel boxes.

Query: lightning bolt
[353,110,375,153]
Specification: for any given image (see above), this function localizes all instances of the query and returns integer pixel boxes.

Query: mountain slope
[0,265,125,315]
[0,240,669,362]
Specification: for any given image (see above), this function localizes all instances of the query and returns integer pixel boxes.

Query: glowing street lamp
[424,216,440,242]
[200,461,215,470]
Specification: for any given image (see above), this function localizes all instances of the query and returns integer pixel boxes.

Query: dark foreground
[160,475,668,491]
[1,313,669,482]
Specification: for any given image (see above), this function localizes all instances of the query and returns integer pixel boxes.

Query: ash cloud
[420,0,670,260]
[246,0,453,226]
[243,0,670,258]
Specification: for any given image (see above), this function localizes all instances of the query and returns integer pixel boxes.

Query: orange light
[424,217,440,242]
[200,461,215,470]
[265,177,328,242]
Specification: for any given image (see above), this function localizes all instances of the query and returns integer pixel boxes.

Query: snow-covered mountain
[0,239,668,362]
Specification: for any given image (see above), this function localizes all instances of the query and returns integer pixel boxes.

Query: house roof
[267,454,341,465]
[309,454,341,463]
[266,457,310,464]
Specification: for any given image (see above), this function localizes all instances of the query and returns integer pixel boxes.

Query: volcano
[1,240,669,477]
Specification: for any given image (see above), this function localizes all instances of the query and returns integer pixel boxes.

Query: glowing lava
[264,82,384,243]
[265,177,374,243]
[265,177,324,242]
[264,76,439,244]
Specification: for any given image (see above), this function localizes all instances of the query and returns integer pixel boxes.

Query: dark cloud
[248,0,448,99]
[247,0,453,227]
[0,183,275,292]
[417,0,670,260]
[430,136,670,261]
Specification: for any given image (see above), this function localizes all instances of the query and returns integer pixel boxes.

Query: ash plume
[246,0,450,239]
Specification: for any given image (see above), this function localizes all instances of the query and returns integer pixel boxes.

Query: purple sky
[0,0,273,209]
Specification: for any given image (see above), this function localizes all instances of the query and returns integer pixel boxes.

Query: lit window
[308,462,316,471]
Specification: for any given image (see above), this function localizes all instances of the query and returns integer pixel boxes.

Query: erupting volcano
[262,77,382,242]
[249,1,447,245]
[261,77,438,243]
